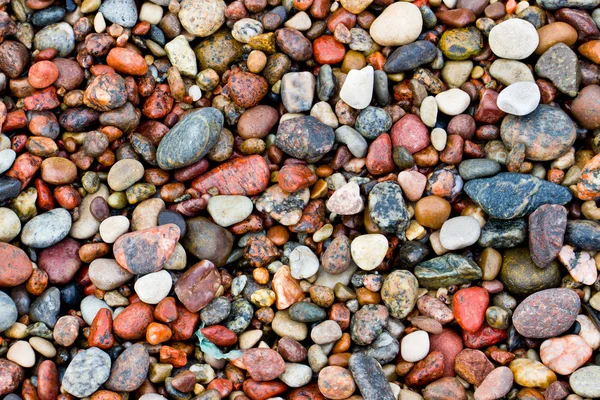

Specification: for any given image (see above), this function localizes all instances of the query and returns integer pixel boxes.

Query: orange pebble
[146,322,172,345]
[160,346,187,367]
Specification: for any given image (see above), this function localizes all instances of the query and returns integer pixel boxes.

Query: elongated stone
[349,354,396,400]
[415,254,482,289]
[529,205,567,267]
[191,155,270,196]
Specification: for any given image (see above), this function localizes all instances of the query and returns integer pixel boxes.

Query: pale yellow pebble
[94,11,106,33]
[3,323,28,339]
[313,223,333,242]
[406,220,426,241]
[29,337,57,358]
[80,0,101,13]
[516,1,530,13]
[471,66,484,79]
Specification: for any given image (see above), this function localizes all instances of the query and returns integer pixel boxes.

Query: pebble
[33,22,75,57]
[134,270,172,304]
[207,195,253,227]
[318,366,356,399]
[62,347,111,397]
[351,234,388,271]
[570,366,600,398]
[99,0,137,27]
[474,367,513,400]
[339,65,374,110]
[20,208,71,248]
[178,0,225,37]
[0,207,20,242]
[489,19,539,59]
[381,270,418,319]
[105,343,149,391]
[509,358,557,389]
[401,330,430,362]
[99,216,130,244]
[0,291,17,332]
[7,341,35,368]
[276,116,334,160]
[107,159,144,191]
[165,35,197,77]
[289,245,319,279]
[415,253,482,289]
[535,43,580,97]
[349,354,396,400]
[497,82,541,116]
[311,320,342,344]
[540,335,592,375]
[369,2,422,46]
[500,248,562,296]
[439,216,481,250]
[435,89,470,116]
[281,72,315,113]
[512,288,580,338]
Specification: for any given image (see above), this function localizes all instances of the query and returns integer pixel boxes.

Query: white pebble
[139,2,163,24]
[289,245,320,279]
[99,215,130,244]
[351,234,388,271]
[189,85,202,101]
[401,330,429,362]
[431,128,447,152]
[94,11,106,33]
[134,270,172,304]
[435,88,470,116]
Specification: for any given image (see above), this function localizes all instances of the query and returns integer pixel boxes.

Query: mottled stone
[415,254,482,289]
[381,270,418,319]
[368,181,409,236]
[104,344,149,391]
[565,220,600,250]
[384,41,437,73]
[478,219,526,248]
[464,173,572,219]
[349,354,396,400]
[529,205,567,268]
[276,116,335,161]
[512,288,580,338]
[535,43,580,97]
[62,347,111,397]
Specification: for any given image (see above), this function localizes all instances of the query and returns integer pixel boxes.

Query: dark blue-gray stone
[478,219,527,248]
[464,172,572,219]
[0,176,21,203]
[356,331,399,364]
[394,241,430,269]
[225,298,253,334]
[565,220,600,250]
[355,106,392,139]
[29,287,60,328]
[32,6,65,27]
[420,5,438,28]
[349,354,396,400]
[415,254,482,289]
[275,116,334,160]
[0,291,17,332]
[458,159,501,180]
[317,64,336,101]
[148,25,166,46]
[156,107,223,170]
[368,181,409,237]
[384,41,438,73]
[289,301,326,322]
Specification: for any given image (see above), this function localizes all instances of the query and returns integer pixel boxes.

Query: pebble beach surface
[1,0,600,399]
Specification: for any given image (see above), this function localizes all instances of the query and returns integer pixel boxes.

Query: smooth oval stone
[501,105,575,161]
[369,2,422,47]
[89,258,134,291]
[207,195,253,227]
[80,295,112,326]
[107,159,144,191]
[62,347,111,397]
[33,22,75,57]
[276,116,334,160]
[181,216,233,267]
[489,19,539,59]
[38,238,82,285]
[0,242,33,287]
[134,270,172,304]
[529,205,567,268]
[458,159,501,180]
[29,287,60,327]
[157,108,223,170]
[512,288,580,338]
[464,172,572,219]
[415,254,482,289]
[538,0,600,9]
[497,82,541,116]
[570,366,600,398]
[355,106,392,139]
[104,343,149,391]
[439,216,481,250]
[383,41,437,73]
[500,248,562,296]
[21,208,71,249]
[289,302,326,323]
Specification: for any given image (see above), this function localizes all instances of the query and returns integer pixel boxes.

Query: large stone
[369,2,422,47]
[464,173,572,219]
[415,254,482,289]
[20,208,71,249]
[383,41,437,73]
[0,242,33,287]
[368,181,409,237]
[157,108,222,170]
[349,354,396,400]
[535,43,580,97]
[538,0,600,9]
[178,0,226,37]
[489,19,539,59]
[175,260,222,313]
[512,288,580,338]
[501,105,576,161]
[529,205,567,268]
[104,344,149,391]
[99,0,137,27]
[191,155,270,196]
[570,366,600,398]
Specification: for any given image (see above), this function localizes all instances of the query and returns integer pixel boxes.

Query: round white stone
[435,88,470,116]
[279,363,312,388]
[351,234,388,271]
[369,2,422,46]
[7,340,36,368]
[189,85,202,101]
[207,195,253,227]
[284,11,311,31]
[0,207,21,242]
[289,245,320,279]
[134,270,172,304]
[420,96,438,128]
[0,148,16,174]
[139,2,163,24]
[340,66,374,110]
[489,19,539,60]
[99,215,130,244]
[496,81,540,116]
[439,216,481,250]
[401,330,429,362]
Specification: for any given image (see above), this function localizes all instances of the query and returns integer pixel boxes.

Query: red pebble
[463,324,508,349]
[200,325,238,347]
[452,286,489,333]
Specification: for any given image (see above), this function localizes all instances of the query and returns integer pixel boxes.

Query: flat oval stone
[113,224,180,275]
[181,217,233,267]
[501,105,575,161]
[207,195,253,227]
[439,216,481,250]
[276,116,334,160]
[464,172,572,219]
[349,354,396,400]
[512,288,580,338]
[497,82,541,116]
[157,108,223,170]
[566,220,600,250]
[62,347,111,398]
[369,2,422,47]
[529,205,567,268]
[107,159,144,191]
[21,208,71,249]
[415,254,482,289]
